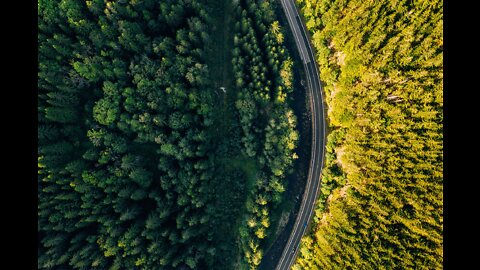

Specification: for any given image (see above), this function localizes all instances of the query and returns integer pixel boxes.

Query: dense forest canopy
[38,0,298,269]
[293,0,443,268]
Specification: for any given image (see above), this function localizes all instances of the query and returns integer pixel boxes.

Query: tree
[45,107,78,123]
[93,97,120,126]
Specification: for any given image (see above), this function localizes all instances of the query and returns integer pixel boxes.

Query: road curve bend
[275,0,326,269]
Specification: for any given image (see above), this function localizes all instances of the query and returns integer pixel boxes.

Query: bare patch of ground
[334,50,346,66]
[335,146,346,169]
[339,184,351,198]
[273,211,291,238]
[326,83,339,116]
[327,40,346,67]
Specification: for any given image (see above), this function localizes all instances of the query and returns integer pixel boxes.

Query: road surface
[275,0,326,269]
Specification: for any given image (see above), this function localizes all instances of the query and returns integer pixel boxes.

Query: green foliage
[294,0,443,268]
[230,0,299,268]
[38,0,298,269]
[38,0,219,269]
[93,97,119,126]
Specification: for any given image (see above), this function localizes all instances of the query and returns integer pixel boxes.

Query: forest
[38,0,298,269]
[292,0,443,269]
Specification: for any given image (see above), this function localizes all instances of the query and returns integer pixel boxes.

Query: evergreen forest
[38,0,298,269]
[293,0,443,268]
[38,0,443,268]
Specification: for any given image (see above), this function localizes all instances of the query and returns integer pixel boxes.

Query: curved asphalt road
[275,0,326,269]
